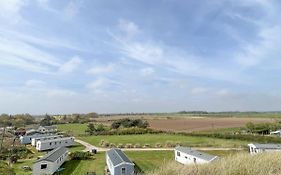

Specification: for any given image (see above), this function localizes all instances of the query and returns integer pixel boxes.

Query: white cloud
[46,89,76,97]
[87,78,106,91]
[112,20,240,83]
[118,19,139,39]
[63,0,82,20]
[59,56,82,73]
[25,80,46,88]
[191,87,208,95]
[216,89,230,96]
[87,64,114,75]
[0,0,27,24]
[140,67,154,76]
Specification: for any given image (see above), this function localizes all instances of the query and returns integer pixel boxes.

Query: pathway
[75,139,244,152]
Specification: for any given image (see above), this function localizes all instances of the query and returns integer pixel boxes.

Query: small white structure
[38,126,57,133]
[106,148,135,175]
[248,143,281,155]
[175,146,218,165]
[36,137,74,151]
[20,134,52,145]
[32,135,63,147]
[33,146,68,175]
[270,130,281,136]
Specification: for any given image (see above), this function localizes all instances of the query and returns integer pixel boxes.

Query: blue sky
[0,0,281,114]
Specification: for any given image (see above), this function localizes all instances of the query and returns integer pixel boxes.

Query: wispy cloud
[87,64,114,75]
[111,19,242,83]
[58,56,82,73]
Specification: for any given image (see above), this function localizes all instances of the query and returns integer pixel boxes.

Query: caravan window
[177,151,180,157]
[41,164,47,169]
[121,167,126,175]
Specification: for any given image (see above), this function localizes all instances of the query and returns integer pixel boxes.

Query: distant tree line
[0,114,35,128]
[111,118,149,129]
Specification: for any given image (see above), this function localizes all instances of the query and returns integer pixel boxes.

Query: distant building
[20,134,53,145]
[248,143,281,155]
[270,130,281,136]
[106,148,134,175]
[175,146,218,165]
[15,128,26,136]
[36,137,74,151]
[32,146,68,175]
[32,135,63,147]
[38,126,57,133]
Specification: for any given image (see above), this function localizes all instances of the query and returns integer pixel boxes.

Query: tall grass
[147,152,281,175]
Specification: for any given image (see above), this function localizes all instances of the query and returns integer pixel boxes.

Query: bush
[125,143,133,148]
[111,118,149,129]
[117,144,124,148]
[134,144,141,148]
[69,151,92,160]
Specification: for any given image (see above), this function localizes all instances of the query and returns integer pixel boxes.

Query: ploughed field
[147,117,272,132]
[95,115,273,132]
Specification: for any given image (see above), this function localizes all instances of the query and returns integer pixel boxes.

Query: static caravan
[20,134,52,145]
[32,135,62,146]
[175,146,218,165]
[106,148,135,175]
[248,143,281,155]
[33,146,68,175]
[37,126,57,134]
[36,137,75,151]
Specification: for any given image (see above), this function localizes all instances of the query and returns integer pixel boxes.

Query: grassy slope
[79,134,247,148]
[148,152,281,175]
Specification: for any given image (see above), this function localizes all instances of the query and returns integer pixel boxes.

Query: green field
[78,134,247,148]
[57,123,88,136]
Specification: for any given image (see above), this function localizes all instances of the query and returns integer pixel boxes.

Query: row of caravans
[36,137,75,151]
[31,135,63,146]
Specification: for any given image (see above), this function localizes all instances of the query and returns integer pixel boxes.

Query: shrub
[69,151,92,160]
[143,144,150,148]
[155,143,162,148]
[117,144,124,148]
[134,144,141,148]
[125,143,133,148]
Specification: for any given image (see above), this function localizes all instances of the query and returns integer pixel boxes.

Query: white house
[33,146,68,175]
[32,135,63,147]
[270,130,281,136]
[106,148,135,175]
[20,134,52,145]
[175,146,218,165]
[36,137,75,151]
[37,126,57,133]
[248,143,281,155]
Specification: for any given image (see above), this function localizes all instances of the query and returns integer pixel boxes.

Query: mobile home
[20,134,52,145]
[36,137,74,151]
[32,135,62,146]
[248,143,281,155]
[32,146,68,175]
[106,148,134,175]
[175,146,218,165]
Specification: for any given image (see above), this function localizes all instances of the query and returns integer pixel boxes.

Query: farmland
[95,115,275,132]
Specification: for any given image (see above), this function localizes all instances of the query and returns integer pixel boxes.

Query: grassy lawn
[61,152,105,175]
[78,134,248,148]
[57,123,88,136]
[59,149,242,175]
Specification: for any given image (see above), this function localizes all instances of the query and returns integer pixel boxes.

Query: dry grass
[147,152,281,175]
